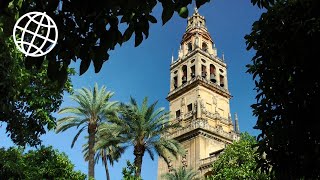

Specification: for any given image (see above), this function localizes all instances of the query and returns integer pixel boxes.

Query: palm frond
[71,126,87,148]
[162,167,199,180]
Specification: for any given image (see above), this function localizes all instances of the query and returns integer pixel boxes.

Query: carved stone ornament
[212,96,217,105]
[168,158,174,172]
[181,97,185,106]
[182,155,187,168]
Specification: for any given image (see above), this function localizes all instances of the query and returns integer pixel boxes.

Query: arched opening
[202,42,208,52]
[204,171,213,178]
[173,76,178,89]
[182,65,187,84]
[201,65,207,78]
[210,64,216,83]
[220,75,225,87]
[187,42,192,53]
[190,65,195,78]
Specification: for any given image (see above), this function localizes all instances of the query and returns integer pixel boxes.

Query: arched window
[173,76,178,89]
[220,75,225,87]
[190,65,195,78]
[202,65,207,78]
[182,65,187,84]
[204,171,213,178]
[210,64,216,83]
[202,42,208,52]
[187,42,192,53]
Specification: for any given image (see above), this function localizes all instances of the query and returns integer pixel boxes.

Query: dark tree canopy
[0,0,209,146]
[0,0,210,83]
[0,146,86,179]
[246,0,320,179]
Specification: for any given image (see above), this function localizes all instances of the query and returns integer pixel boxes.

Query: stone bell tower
[157,8,240,179]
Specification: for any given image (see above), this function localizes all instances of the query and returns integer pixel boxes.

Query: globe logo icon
[13,12,58,57]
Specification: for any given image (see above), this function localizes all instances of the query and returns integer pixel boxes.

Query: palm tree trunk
[133,145,145,178]
[88,124,96,179]
[102,154,110,180]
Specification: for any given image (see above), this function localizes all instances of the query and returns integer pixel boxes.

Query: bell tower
[157,8,240,179]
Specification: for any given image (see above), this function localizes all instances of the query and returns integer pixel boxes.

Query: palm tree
[56,84,118,179]
[162,167,199,180]
[109,97,185,177]
[83,123,127,180]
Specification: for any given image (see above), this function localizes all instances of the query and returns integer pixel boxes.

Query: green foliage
[107,97,185,177]
[82,127,127,180]
[0,146,86,179]
[208,133,270,180]
[245,0,320,179]
[122,160,142,180]
[0,0,210,83]
[0,34,74,146]
[162,167,199,180]
[56,84,118,178]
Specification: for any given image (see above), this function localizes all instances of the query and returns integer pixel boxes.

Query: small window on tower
[210,64,216,83]
[176,110,181,118]
[187,42,192,52]
[202,42,208,52]
[173,76,178,89]
[182,65,187,84]
[190,65,195,78]
[202,65,207,78]
[187,104,193,112]
[220,75,225,87]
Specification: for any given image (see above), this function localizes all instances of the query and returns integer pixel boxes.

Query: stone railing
[184,111,194,119]
[165,119,238,140]
[205,111,231,125]
[198,156,217,167]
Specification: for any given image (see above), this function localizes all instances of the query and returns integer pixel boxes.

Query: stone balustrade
[198,155,217,167]
[205,111,231,125]
[165,119,238,140]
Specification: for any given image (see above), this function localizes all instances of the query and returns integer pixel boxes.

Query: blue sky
[0,1,264,180]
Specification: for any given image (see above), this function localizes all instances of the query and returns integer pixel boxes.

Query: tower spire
[194,7,198,14]
[171,54,174,63]
[234,113,240,133]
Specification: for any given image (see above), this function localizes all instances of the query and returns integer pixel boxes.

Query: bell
[210,74,216,83]
[191,72,195,78]
[202,72,206,78]
[182,76,187,83]
[220,83,224,87]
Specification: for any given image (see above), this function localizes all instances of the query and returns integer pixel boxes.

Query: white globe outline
[13,11,58,57]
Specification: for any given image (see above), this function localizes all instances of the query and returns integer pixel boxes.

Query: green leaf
[123,26,134,43]
[134,32,143,47]
[79,59,91,75]
[196,0,210,8]
[162,6,174,25]
[93,49,109,73]
[147,15,157,23]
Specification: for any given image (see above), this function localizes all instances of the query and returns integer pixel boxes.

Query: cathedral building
[157,8,240,179]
